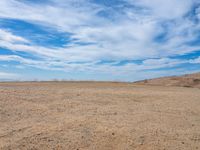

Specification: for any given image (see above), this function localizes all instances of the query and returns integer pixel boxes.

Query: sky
[0,0,200,81]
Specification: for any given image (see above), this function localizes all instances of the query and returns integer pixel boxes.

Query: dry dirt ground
[0,82,200,150]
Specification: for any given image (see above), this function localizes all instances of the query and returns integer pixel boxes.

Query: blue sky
[0,0,200,81]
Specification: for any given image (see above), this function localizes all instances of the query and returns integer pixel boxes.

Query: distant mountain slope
[135,72,200,88]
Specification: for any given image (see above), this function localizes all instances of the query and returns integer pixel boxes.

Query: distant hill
[135,72,200,88]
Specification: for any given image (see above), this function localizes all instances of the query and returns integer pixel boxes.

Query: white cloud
[0,29,28,43]
[0,0,199,60]
[129,0,194,19]
[0,72,19,80]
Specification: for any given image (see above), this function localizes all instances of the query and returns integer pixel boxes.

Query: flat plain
[0,81,200,150]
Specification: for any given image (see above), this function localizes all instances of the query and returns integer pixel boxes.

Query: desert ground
[0,81,200,150]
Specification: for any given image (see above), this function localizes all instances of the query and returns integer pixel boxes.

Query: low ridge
[135,72,200,88]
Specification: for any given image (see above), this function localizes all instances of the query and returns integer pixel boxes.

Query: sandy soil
[0,82,200,150]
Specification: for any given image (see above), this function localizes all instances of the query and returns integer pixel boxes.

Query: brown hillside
[135,72,200,88]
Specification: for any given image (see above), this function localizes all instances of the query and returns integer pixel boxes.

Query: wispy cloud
[0,71,19,80]
[0,29,28,44]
